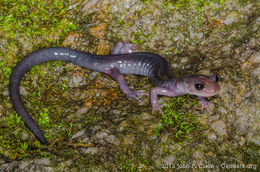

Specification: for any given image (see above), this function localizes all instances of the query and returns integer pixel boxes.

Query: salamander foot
[152,103,165,115]
[126,90,149,104]
[199,99,213,113]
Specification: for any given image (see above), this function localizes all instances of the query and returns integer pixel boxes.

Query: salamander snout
[185,74,220,97]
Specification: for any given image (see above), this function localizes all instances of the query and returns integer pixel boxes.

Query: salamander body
[9,42,220,144]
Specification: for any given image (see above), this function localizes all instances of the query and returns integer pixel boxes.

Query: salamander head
[183,74,220,97]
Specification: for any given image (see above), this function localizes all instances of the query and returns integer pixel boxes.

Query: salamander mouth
[204,84,220,97]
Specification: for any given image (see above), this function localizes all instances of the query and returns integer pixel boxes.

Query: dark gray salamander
[9,46,220,144]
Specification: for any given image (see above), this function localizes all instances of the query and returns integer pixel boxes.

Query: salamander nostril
[215,75,219,82]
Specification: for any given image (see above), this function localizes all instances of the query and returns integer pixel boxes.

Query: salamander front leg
[108,68,149,103]
[150,87,177,115]
[197,96,213,113]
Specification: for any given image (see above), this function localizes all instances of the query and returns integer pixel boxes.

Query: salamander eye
[195,82,204,90]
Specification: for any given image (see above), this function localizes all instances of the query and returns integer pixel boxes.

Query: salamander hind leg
[111,41,139,54]
[107,68,149,104]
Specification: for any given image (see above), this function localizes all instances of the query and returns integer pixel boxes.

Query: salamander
[9,41,220,144]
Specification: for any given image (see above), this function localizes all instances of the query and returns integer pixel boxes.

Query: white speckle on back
[161,89,167,93]
[70,55,76,58]
[54,52,76,58]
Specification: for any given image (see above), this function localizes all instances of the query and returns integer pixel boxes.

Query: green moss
[115,146,152,171]
[0,0,76,42]
[39,108,50,127]
[0,0,78,158]
[22,62,73,138]
[142,0,150,5]
[0,60,12,79]
[2,112,23,128]
[0,112,32,159]
[155,95,205,143]
[163,0,227,10]
[242,143,260,166]
[0,2,78,145]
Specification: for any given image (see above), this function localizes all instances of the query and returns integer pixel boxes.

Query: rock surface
[0,0,259,171]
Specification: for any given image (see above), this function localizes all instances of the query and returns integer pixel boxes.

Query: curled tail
[9,47,90,144]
